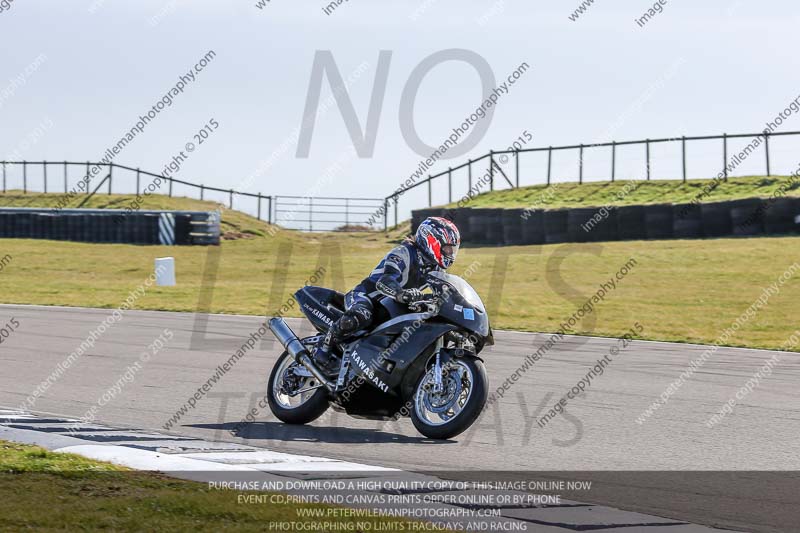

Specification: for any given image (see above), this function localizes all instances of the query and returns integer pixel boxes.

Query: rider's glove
[398,288,423,305]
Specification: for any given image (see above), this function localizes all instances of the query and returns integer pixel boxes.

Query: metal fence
[0,161,384,232]
[273,195,385,232]
[4,129,799,233]
[382,129,800,229]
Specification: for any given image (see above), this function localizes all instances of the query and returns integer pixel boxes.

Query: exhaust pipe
[268,317,335,391]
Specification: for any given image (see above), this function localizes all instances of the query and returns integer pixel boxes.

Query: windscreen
[429,271,486,312]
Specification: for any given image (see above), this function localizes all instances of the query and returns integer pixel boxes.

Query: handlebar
[409,295,440,314]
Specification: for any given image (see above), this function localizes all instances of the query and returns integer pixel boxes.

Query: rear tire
[411,357,488,440]
[267,351,329,424]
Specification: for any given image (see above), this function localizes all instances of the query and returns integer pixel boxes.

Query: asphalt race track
[2,304,798,532]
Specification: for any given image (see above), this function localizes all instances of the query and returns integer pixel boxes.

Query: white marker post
[155,257,176,286]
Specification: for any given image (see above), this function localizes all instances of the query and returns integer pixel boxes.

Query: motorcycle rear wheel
[410,357,488,440]
[267,351,330,424]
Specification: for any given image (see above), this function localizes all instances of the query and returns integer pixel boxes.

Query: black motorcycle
[267,271,493,439]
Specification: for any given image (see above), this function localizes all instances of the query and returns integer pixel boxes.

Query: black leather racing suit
[330,240,438,343]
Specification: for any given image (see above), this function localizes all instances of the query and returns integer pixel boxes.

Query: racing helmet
[415,217,460,269]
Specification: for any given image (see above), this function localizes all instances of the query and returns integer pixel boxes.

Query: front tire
[267,351,329,424]
[411,357,488,440]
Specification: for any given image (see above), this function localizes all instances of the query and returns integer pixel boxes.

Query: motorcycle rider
[313,216,461,373]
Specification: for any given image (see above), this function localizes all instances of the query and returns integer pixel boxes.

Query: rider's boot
[311,330,339,375]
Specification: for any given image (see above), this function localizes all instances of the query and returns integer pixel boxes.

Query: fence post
[136,168,140,193]
[108,164,113,194]
[394,195,398,227]
[547,146,552,186]
[2,162,5,193]
[257,194,262,220]
[268,196,273,225]
[578,144,584,184]
[515,150,520,188]
[489,150,494,191]
[229,189,233,209]
[63,161,67,192]
[383,198,388,231]
[764,132,771,176]
[427,176,432,207]
[86,162,90,194]
[645,139,651,181]
[467,159,472,192]
[682,136,687,182]
[722,133,728,181]
[611,142,616,182]
[23,161,27,193]
[200,184,204,200]
[309,197,313,232]
[448,167,452,204]
[169,178,173,197]
[345,198,349,227]
[43,161,48,193]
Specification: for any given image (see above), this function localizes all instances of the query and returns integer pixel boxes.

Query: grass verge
[0,440,423,532]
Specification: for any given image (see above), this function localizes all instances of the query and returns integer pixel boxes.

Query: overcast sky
[2,1,799,223]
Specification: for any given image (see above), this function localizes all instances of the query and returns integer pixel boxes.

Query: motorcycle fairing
[343,320,457,395]
[428,276,491,338]
[378,296,408,320]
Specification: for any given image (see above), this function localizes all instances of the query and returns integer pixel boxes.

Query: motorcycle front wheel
[410,357,488,440]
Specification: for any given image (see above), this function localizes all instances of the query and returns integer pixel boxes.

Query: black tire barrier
[701,202,732,238]
[175,215,191,245]
[501,209,525,245]
[468,208,503,245]
[764,197,800,235]
[17,213,32,239]
[453,207,474,242]
[30,213,42,239]
[0,208,220,245]
[145,214,160,244]
[467,214,489,244]
[64,214,76,242]
[121,216,138,244]
[617,205,647,241]
[485,209,504,245]
[569,207,619,243]
[544,209,569,244]
[730,198,765,236]
[595,207,619,242]
[643,204,673,240]
[673,203,703,239]
[467,209,495,245]
[412,197,800,246]
[567,208,593,243]
[521,209,545,245]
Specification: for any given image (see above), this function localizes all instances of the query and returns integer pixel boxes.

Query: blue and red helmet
[415,217,460,269]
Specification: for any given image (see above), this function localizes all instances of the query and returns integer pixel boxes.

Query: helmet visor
[441,243,458,267]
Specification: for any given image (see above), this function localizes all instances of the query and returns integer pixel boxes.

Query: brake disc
[423,370,463,414]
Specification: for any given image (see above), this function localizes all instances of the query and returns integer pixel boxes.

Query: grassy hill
[0,191,798,351]
[445,175,799,210]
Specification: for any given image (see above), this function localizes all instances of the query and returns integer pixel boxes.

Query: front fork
[432,336,445,395]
